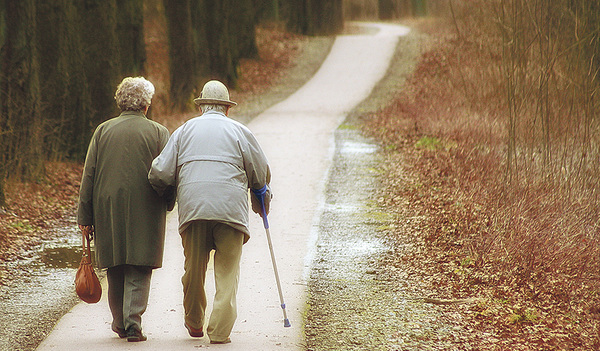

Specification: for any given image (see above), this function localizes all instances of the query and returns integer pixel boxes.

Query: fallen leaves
[0,162,82,285]
[360,17,600,351]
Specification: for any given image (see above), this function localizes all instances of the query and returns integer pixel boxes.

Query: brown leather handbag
[75,227,102,303]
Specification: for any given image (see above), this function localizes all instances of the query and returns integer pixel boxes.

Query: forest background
[2,0,600,348]
[0,0,351,206]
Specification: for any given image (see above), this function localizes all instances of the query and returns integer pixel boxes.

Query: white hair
[114,76,155,112]
[200,104,228,114]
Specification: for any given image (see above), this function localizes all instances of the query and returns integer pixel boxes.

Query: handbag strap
[81,228,92,261]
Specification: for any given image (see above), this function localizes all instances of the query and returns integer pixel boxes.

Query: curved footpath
[37,22,410,351]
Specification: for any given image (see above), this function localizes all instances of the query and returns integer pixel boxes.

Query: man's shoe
[185,323,204,337]
[112,326,127,338]
[210,337,231,344]
[126,327,147,342]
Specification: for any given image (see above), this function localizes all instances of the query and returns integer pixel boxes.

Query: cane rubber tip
[284,319,291,328]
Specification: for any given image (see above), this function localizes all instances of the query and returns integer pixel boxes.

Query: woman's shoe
[126,327,147,342]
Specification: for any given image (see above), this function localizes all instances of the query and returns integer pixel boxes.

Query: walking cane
[252,186,291,328]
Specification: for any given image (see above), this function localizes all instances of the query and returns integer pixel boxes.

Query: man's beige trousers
[181,220,244,343]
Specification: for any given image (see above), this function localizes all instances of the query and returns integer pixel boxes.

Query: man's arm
[243,131,272,216]
[149,128,180,210]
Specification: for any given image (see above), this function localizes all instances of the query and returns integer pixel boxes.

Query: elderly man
[78,77,171,342]
[148,80,271,344]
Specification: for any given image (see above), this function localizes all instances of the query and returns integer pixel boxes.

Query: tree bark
[0,0,43,184]
[255,0,280,22]
[163,0,261,106]
[190,0,210,85]
[233,0,259,59]
[76,0,121,126]
[378,0,395,19]
[117,0,146,76]
[204,0,237,86]
[37,0,93,160]
[164,0,198,110]
[284,0,344,36]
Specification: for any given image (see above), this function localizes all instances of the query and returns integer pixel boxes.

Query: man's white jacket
[148,111,271,242]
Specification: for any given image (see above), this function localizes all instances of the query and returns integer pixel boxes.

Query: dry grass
[363,0,600,348]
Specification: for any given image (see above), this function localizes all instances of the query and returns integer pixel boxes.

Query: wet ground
[0,224,84,351]
[300,26,462,350]
[304,121,461,351]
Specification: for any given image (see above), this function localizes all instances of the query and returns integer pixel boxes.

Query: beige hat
[193,80,237,107]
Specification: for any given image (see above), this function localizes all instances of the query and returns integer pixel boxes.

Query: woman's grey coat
[148,111,271,243]
[78,111,170,269]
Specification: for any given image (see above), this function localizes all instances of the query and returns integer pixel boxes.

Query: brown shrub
[365,0,600,346]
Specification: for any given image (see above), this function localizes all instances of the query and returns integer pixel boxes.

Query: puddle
[339,140,379,154]
[324,203,362,212]
[32,230,87,269]
[341,237,385,256]
[40,246,83,269]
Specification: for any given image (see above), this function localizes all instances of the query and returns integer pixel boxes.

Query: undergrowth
[364,1,600,349]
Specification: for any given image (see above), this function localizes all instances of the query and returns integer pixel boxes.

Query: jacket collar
[119,110,147,118]
[201,110,227,118]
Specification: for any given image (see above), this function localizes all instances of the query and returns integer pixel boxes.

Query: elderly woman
[77,77,171,342]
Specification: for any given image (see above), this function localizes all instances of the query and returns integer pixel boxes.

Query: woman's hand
[79,224,94,240]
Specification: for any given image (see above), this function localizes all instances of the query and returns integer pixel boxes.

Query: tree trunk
[205,0,239,86]
[283,0,309,34]
[284,0,344,36]
[164,0,198,110]
[76,0,121,125]
[0,0,43,183]
[37,0,93,160]
[190,0,210,92]
[255,0,280,22]
[311,0,344,35]
[233,0,259,59]
[378,0,395,19]
[117,0,146,76]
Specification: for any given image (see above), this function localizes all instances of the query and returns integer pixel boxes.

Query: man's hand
[251,185,272,217]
